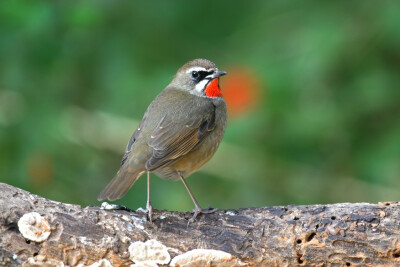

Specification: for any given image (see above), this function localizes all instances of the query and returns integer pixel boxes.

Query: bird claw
[188,206,218,225]
[136,203,153,222]
[202,205,218,214]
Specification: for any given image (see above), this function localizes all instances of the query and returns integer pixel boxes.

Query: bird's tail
[97,167,145,201]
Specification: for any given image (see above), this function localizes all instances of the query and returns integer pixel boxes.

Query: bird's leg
[146,171,153,222]
[178,172,217,224]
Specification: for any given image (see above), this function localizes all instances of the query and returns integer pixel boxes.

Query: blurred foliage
[0,1,399,211]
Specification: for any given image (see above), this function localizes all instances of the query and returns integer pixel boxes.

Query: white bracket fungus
[128,239,171,267]
[18,212,51,242]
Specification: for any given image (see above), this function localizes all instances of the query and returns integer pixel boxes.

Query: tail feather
[98,168,145,201]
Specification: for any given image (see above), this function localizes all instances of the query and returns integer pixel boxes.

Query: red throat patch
[205,79,223,98]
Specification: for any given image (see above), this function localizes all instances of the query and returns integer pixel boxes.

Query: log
[0,182,400,266]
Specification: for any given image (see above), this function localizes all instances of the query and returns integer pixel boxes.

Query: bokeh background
[1,1,399,211]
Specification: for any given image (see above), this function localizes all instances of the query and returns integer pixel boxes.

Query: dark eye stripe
[193,71,213,82]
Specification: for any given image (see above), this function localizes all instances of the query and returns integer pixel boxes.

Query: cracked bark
[1,182,400,266]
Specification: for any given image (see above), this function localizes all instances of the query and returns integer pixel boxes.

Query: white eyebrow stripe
[186,67,212,73]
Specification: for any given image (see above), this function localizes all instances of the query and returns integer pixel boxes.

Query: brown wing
[145,102,216,171]
[120,113,148,166]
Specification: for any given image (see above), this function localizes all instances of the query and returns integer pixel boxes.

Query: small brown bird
[98,59,227,222]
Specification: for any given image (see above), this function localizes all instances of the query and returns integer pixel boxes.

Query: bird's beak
[207,70,227,79]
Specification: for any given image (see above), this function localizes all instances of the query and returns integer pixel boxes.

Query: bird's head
[170,58,227,98]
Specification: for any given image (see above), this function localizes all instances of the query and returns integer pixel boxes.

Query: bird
[98,59,227,223]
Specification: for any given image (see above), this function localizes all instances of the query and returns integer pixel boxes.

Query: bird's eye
[192,71,199,79]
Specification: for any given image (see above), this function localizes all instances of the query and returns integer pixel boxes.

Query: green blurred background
[1,1,399,211]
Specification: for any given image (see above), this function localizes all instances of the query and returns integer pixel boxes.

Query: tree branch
[1,182,399,266]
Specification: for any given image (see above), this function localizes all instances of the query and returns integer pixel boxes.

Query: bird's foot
[136,205,153,222]
[188,206,218,225]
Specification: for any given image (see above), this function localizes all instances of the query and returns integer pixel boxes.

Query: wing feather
[120,114,147,166]
[145,101,216,171]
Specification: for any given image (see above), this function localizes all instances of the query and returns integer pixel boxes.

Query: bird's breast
[164,102,227,179]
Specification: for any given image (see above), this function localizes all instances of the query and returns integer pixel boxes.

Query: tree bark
[1,182,400,266]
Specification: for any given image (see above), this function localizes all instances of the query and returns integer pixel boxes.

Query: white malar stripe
[195,79,209,93]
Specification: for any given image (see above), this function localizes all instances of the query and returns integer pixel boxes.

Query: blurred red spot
[221,66,261,118]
